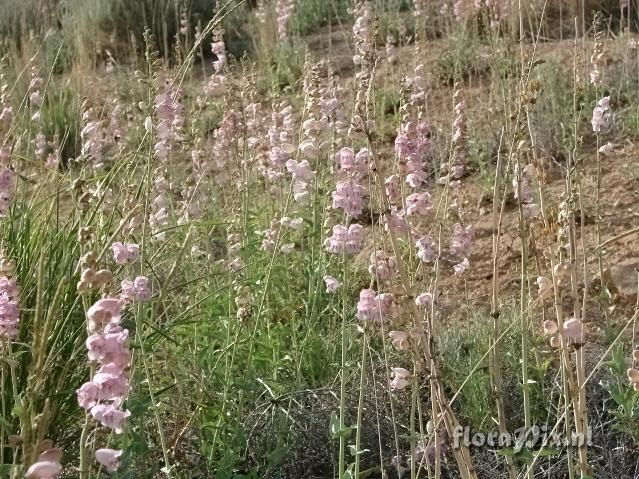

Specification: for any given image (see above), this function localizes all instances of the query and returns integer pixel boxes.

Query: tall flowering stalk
[148,78,184,240]
[0,82,14,219]
[205,28,226,96]
[76,298,129,472]
[275,0,295,41]
[0,274,19,341]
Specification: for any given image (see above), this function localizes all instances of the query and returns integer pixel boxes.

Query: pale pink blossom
[76,381,99,410]
[120,276,151,303]
[405,192,432,216]
[86,324,130,367]
[111,242,140,264]
[390,367,410,390]
[450,223,473,257]
[86,298,122,332]
[592,96,611,132]
[368,250,397,281]
[543,320,558,335]
[536,276,552,299]
[26,449,62,479]
[324,224,364,254]
[385,209,410,235]
[598,142,614,156]
[389,331,410,351]
[357,289,397,322]
[0,276,19,340]
[92,363,129,402]
[323,276,342,293]
[332,180,365,217]
[415,292,434,307]
[453,257,470,275]
[280,243,295,254]
[416,236,436,263]
[90,404,130,434]
[384,174,401,204]
[95,448,123,472]
[563,317,584,342]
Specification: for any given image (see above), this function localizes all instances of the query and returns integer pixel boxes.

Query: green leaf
[329,411,354,439]
[11,397,23,419]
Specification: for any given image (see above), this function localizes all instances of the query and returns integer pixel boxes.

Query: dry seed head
[0,258,15,274]
[77,280,90,293]
[94,269,114,285]
[78,226,94,243]
[81,268,97,283]
[81,251,97,267]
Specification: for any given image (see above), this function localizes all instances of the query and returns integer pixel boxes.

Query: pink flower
[280,217,304,230]
[332,180,365,217]
[543,320,558,335]
[286,159,315,182]
[26,449,62,479]
[451,223,474,257]
[298,138,319,159]
[386,35,399,63]
[92,363,129,402]
[416,236,436,263]
[133,276,150,300]
[563,317,584,342]
[598,142,614,156]
[86,325,130,367]
[453,257,470,275]
[324,224,364,254]
[405,192,432,217]
[390,367,410,390]
[405,172,425,188]
[389,331,409,351]
[120,276,151,303]
[77,381,99,410]
[111,242,140,264]
[323,276,342,293]
[353,149,370,176]
[368,250,397,281]
[523,203,540,219]
[385,209,410,235]
[90,404,130,434]
[592,96,611,132]
[415,292,433,307]
[357,289,397,322]
[536,276,552,299]
[280,243,295,254]
[384,174,401,204]
[275,0,295,40]
[95,448,123,472]
[87,298,122,332]
[336,147,354,170]
[0,276,19,340]
[356,289,378,321]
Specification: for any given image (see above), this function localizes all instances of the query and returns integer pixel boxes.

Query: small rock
[601,259,639,303]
